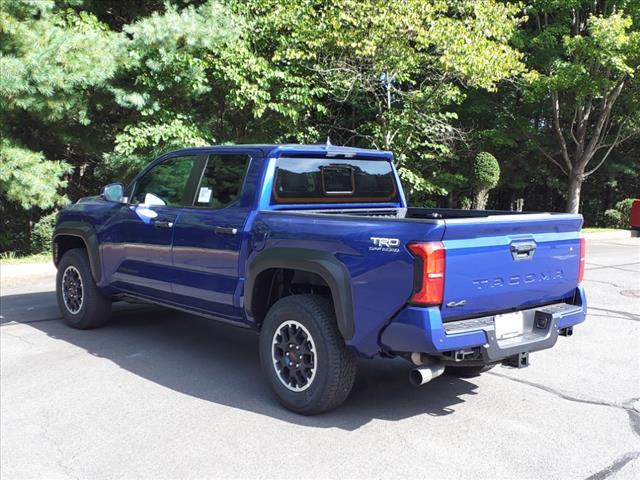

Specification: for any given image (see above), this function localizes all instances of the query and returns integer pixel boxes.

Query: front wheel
[259,294,357,415]
[56,248,112,329]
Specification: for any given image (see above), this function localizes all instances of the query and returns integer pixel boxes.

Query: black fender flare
[53,221,102,283]
[245,248,355,340]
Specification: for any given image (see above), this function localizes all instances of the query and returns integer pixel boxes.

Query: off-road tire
[56,248,111,329]
[259,294,357,415]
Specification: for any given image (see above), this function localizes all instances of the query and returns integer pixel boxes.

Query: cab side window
[132,156,196,206]
[193,154,250,208]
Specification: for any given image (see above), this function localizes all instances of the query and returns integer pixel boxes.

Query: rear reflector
[578,237,585,283]
[408,242,445,306]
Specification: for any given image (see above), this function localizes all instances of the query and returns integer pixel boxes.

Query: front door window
[132,156,197,207]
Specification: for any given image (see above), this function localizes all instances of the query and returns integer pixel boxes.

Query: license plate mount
[494,311,526,340]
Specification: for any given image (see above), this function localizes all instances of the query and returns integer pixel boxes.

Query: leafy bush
[615,199,635,224]
[471,152,500,190]
[0,231,29,255]
[460,197,472,210]
[603,198,635,228]
[603,209,623,228]
[471,152,500,209]
[31,211,58,254]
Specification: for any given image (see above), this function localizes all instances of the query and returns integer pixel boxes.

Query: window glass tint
[193,154,250,208]
[133,156,195,206]
[322,166,354,194]
[272,158,398,204]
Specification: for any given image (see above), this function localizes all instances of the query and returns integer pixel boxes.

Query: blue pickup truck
[53,144,587,414]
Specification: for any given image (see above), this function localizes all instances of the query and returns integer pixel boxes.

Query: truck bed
[257,206,583,325]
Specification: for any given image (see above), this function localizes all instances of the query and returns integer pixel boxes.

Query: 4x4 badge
[446,300,467,308]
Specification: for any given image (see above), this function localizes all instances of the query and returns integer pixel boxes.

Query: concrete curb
[582,230,639,240]
[0,262,56,278]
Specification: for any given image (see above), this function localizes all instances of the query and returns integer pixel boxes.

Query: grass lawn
[582,227,627,232]
[0,252,52,265]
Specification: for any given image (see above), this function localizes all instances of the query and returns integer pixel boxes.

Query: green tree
[104,0,313,181]
[520,0,640,213]
[1,0,124,221]
[0,140,72,209]
[236,0,525,203]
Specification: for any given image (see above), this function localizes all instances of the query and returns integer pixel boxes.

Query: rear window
[272,158,399,204]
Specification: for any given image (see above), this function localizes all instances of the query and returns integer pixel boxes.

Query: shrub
[615,198,635,225]
[459,197,472,210]
[0,231,29,255]
[602,198,635,228]
[471,152,500,190]
[471,152,500,210]
[31,211,59,254]
[603,209,623,228]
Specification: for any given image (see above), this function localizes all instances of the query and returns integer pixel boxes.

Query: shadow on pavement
[0,291,60,325]
[1,291,479,431]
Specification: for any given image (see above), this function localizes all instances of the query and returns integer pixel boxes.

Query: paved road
[1,239,639,479]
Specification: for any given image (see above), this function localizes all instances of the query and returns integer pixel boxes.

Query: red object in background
[631,199,640,229]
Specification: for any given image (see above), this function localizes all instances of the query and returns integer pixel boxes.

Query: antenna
[313,136,333,146]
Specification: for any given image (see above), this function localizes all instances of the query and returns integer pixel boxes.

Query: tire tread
[260,294,357,415]
[56,248,111,329]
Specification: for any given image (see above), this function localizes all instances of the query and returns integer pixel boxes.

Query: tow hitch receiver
[559,327,573,336]
[503,352,529,368]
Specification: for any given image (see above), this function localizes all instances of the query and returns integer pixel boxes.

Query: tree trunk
[566,171,583,214]
[447,191,455,208]
[474,190,489,210]
[515,198,524,212]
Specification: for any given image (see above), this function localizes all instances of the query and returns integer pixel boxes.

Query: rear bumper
[380,286,586,361]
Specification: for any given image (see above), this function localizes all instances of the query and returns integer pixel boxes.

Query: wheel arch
[53,221,102,283]
[245,248,354,340]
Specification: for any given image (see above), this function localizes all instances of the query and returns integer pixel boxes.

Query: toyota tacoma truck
[53,144,587,414]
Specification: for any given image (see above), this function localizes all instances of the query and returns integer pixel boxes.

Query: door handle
[511,241,536,260]
[154,220,174,228]
[214,226,238,235]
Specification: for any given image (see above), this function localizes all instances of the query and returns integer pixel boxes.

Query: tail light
[578,237,585,283]
[408,242,445,306]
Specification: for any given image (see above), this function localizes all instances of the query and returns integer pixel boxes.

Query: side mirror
[101,183,125,203]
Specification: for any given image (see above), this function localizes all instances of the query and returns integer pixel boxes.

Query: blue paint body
[56,144,587,358]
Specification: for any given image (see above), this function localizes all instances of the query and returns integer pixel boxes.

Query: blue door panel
[171,207,248,317]
[168,154,262,319]
[100,204,178,298]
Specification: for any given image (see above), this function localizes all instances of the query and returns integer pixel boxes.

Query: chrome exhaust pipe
[409,362,445,386]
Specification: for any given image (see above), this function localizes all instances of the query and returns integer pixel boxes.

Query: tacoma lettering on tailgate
[472,270,564,290]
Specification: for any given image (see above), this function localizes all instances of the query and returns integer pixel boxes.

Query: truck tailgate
[440,213,583,321]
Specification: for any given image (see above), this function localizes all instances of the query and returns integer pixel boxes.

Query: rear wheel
[259,294,357,415]
[56,248,111,329]
[445,364,496,378]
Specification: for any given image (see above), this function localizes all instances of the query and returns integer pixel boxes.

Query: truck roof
[162,144,394,160]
